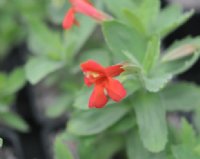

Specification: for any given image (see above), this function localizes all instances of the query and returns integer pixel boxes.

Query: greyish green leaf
[155,52,200,77]
[126,130,166,159]
[172,145,200,159]
[102,20,148,63]
[103,0,137,18]
[143,35,160,73]
[144,74,172,92]
[68,103,129,136]
[25,57,64,84]
[138,0,160,30]
[161,82,200,111]
[134,92,168,152]
[54,136,74,159]
[123,9,146,35]
[28,20,62,60]
[154,5,194,38]
[0,112,29,132]
[0,138,3,148]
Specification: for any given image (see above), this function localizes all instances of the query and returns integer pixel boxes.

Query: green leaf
[0,67,26,96]
[79,49,111,66]
[54,136,74,159]
[144,74,172,92]
[126,130,167,159]
[28,20,62,60]
[108,115,136,134]
[162,36,200,62]
[94,137,122,159]
[86,135,123,159]
[126,130,152,159]
[143,35,160,73]
[194,108,200,133]
[154,5,194,38]
[155,37,200,77]
[179,119,196,145]
[134,92,168,152]
[63,16,96,60]
[5,67,26,95]
[48,0,70,24]
[0,112,29,132]
[68,103,129,136]
[25,57,64,84]
[161,82,200,111]
[123,9,146,35]
[73,86,92,110]
[103,0,137,18]
[155,52,200,77]
[0,103,8,113]
[102,20,148,63]
[172,145,200,159]
[138,0,160,30]
[123,78,141,97]
[0,138,3,148]
[0,73,7,92]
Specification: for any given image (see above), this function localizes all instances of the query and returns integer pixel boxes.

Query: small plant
[0,0,200,159]
[53,0,200,159]
[0,67,29,132]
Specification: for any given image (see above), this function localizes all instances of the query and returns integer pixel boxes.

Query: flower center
[85,72,100,78]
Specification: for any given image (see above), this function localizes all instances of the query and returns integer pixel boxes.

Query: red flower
[80,60,127,108]
[62,0,109,30]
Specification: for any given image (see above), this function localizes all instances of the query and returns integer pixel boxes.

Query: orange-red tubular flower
[63,0,110,30]
[80,60,127,108]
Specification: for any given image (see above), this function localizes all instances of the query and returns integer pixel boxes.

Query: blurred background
[0,0,200,159]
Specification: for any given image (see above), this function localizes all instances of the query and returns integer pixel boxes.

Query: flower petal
[80,60,105,74]
[105,64,124,77]
[71,0,108,21]
[89,84,108,108]
[84,77,93,86]
[62,8,78,30]
[106,78,126,102]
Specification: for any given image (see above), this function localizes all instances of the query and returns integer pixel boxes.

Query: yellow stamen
[85,72,100,78]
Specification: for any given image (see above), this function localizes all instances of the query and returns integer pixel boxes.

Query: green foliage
[142,35,160,73]
[28,20,63,60]
[126,130,166,159]
[103,0,137,19]
[126,130,152,159]
[54,135,74,159]
[73,86,92,110]
[108,115,136,134]
[172,145,200,159]
[1,0,200,158]
[0,138,3,148]
[102,20,148,62]
[162,82,200,111]
[68,103,129,136]
[0,112,29,132]
[25,57,64,84]
[134,92,168,152]
[79,49,111,66]
[0,67,28,132]
[154,5,194,38]
[179,119,196,145]
[0,67,26,96]
[144,74,173,93]
[80,135,123,159]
